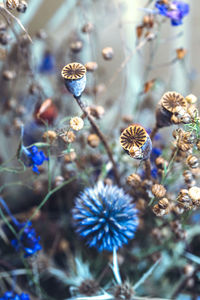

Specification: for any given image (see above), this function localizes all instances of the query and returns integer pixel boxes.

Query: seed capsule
[187,105,198,118]
[85,61,98,72]
[102,47,114,60]
[158,198,169,209]
[64,151,77,163]
[152,184,166,198]
[177,189,192,208]
[42,130,57,143]
[61,62,87,98]
[16,0,27,13]
[155,156,168,169]
[87,105,105,119]
[152,204,167,216]
[70,40,83,53]
[186,155,199,169]
[188,186,200,206]
[127,173,141,187]
[87,134,100,148]
[54,176,64,187]
[176,48,187,60]
[185,94,197,104]
[6,0,19,9]
[70,116,84,131]
[82,22,94,33]
[183,170,194,184]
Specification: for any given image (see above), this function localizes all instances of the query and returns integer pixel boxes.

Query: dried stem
[150,125,159,140]
[74,96,120,185]
[144,159,151,179]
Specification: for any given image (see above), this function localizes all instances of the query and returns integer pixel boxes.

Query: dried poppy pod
[158,198,169,209]
[61,62,86,98]
[188,186,200,206]
[120,124,152,160]
[156,91,187,128]
[152,184,166,198]
[186,155,199,169]
[102,47,114,60]
[127,173,141,187]
[42,130,57,143]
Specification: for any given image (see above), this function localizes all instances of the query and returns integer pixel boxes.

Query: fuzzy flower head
[0,291,30,300]
[72,182,139,251]
[155,1,189,26]
[21,145,48,174]
[70,116,84,131]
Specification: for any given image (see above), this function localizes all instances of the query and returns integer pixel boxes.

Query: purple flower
[155,1,189,26]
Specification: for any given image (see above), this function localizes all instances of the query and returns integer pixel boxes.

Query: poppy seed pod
[61,62,86,98]
[156,91,187,128]
[120,124,152,160]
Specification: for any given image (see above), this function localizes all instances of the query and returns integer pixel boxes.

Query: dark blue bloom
[0,197,42,257]
[11,220,42,257]
[39,51,55,73]
[0,291,30,300]
[22,145,48,174]
[155,0,189,26]
[72,182,139,251]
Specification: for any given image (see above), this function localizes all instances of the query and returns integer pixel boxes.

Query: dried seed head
[122,115,133,124]
[6,0,19,9]
[79,279,99,296]
[70,116,84,131]
[85,61,98,72]
[176,48,187,60]
[177,189,192,208]
[188,186,200,206]
[126,173,141,187]
[82,22,94,33]
[155,156,168,169]
[65,130,76,143]
[187,105,198,118]
[158,198,169,209]
[42,130,57,143]
[70,40,83,53]
[185,94,197,104]
[136,25,143,39]
[152,184,166,198]
[87,105,105,119]
[171,114,181,124]
[3,70,16,80]
[143,79,155,93]
[143,15,154,27]
[161,91,186,113]
[102,47,114,60]
[129,146,143,159]
[114,282,134,300]
[54,176,64,187]
[64,151,77,163]
[16,0,27,13]
[87,134,100,148]
[152,204,167,216]
[186,155,199,169]
[183,170,194,184]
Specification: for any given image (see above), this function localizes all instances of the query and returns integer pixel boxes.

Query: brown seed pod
[136,25,143,39]
[155,156,168,169]
[196,140,200,151]
[70,40,83,53]
[177,189,192,208]
[122,115,133,124]
[102,47,114,60]
[3,70,16,80]
[16,0,27,13]
[188,186,200,206]
[152,204,167,216]
[54,176,64,187]
[87,134,100,148]
[183,170,194,184]
[183,264,195,277]
[187,104,198,118]
[152,184,166,198]
[87,105,105,119]
[65,130,76,143]
[78,279,99,296]
[82,22,94,33]
[85,61,98,72]
[185,94,197,104]
[161,92,186,113]
[6,0,19,9]
[64,151,77,163]
[127,173,141,187]
[158,198,169,209]
[176,48,187,60]
[114,282,134,300]
[143,15,154,28]
[186,155,199,169]
[42,130,57,143]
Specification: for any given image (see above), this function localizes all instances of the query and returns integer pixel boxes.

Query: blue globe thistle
[21,145,48,174]
[0,291,30,300]
[155,1,189,26]
[72,182,139,251]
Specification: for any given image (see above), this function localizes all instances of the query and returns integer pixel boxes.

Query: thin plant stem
[150,126,159,141]
[144,159,151,179]
[74,95,120,185]
[112,247,122,285]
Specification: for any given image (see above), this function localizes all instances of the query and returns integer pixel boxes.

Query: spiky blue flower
[0,291,30,300]
[72,182,139,251]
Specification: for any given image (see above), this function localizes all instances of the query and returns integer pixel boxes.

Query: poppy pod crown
[120,124,152,160]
